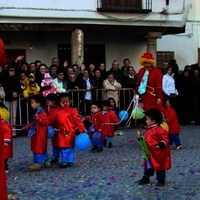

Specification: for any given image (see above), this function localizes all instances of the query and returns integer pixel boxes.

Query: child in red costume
[26,94,49,171]
[137,109,171,186]
[101,100,120,148]
[49,94,87,168]
[0,37,8,200]
[0,105,13,174]
[0,113,8,200]
[88,102,103,152]
[158,98,182,150]
[45,93,60,164]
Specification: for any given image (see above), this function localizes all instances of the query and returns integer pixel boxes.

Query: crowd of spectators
[0,55,200,128]
[0,57,136,129]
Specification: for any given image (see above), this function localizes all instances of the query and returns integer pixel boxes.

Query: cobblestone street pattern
[7,125,200,200]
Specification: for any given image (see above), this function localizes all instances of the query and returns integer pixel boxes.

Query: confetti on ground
[7,125,200,199]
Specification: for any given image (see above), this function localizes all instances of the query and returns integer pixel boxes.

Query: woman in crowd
[102,72,122,107]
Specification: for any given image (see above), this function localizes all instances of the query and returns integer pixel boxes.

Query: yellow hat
[139,52,155,65]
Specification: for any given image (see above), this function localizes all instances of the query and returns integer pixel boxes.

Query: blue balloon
[91,131,103,147]
[75,132,92,150]
[118,110,129,121]
[48,126,55,138]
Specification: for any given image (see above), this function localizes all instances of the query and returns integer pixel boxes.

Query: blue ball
[118,110,129,121]
[48,126,55,138]
[75,132,91,150]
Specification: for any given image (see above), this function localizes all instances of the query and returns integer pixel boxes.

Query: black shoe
[59,163,68,168]
[67,162,73,167]
[138,176,150,185]
[97,147,103,152]
[90,146,97,152]
[59,162,73,168]
[108,142,112,148]
[103,139,107,147]
[156,181,165,186]
[50,158,59,164]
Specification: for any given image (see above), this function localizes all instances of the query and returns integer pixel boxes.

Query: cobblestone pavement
[7,125,200,200]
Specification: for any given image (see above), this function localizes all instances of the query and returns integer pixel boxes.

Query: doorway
[58,44,105,67]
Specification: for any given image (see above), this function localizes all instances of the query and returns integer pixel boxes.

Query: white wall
[0,0,189,27]
[157,0,199,69]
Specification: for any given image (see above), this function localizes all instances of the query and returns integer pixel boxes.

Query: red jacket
[1,121,13,159]
[47,106,59,147]
[144,125,171,171]
[136,66,163,111]
[0,119,8,200]
[49,107,86,148]
[100,110,120,139]
[159,106,180,134]
[91,111,102,131]
[31,111,49,154]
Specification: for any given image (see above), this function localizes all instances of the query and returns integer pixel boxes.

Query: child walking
[136,109,171,186]
[45,94,60,164]
[88,102,103,152]
[49,94,87,168]
[101,100,120,148]
[0,113,8,200]
[26,94,49,171]
[159,98,182,150]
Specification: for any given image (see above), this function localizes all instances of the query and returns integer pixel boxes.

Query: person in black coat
[67,73,79,108]
[2,65,21,136]
[77,69,93,116]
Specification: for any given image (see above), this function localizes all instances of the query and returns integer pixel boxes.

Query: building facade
[0,0,191,71]
[157,0,199,69]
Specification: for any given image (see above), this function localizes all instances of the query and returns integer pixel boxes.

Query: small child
[89,102,103,152]
[23,73,40,99]
[0,113,8,200]
[101,100,120,148]
[26,94,49,171]
[159,98,182,150]
[48,94,87,168]
[136,108,171,186]
[45,94,60,164]
[41,73,57,97]
[0,104,13,174]
[108,97,119,115]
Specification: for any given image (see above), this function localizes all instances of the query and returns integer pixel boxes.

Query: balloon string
[104,95,137,126]
[126,95,139,127]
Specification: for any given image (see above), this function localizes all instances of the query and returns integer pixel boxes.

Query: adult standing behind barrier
[162,66,178,109]
[2,66,21,137]
[102,73,122,107]
[77,69,93,116]
[135,52,163,112]
[67,73,79,108]
[107,60,125,86]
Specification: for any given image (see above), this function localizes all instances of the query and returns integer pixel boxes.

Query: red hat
[139,52,155,65]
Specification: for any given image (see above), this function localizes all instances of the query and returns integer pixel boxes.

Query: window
[97,0,152,13]
[157,51,174,69]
